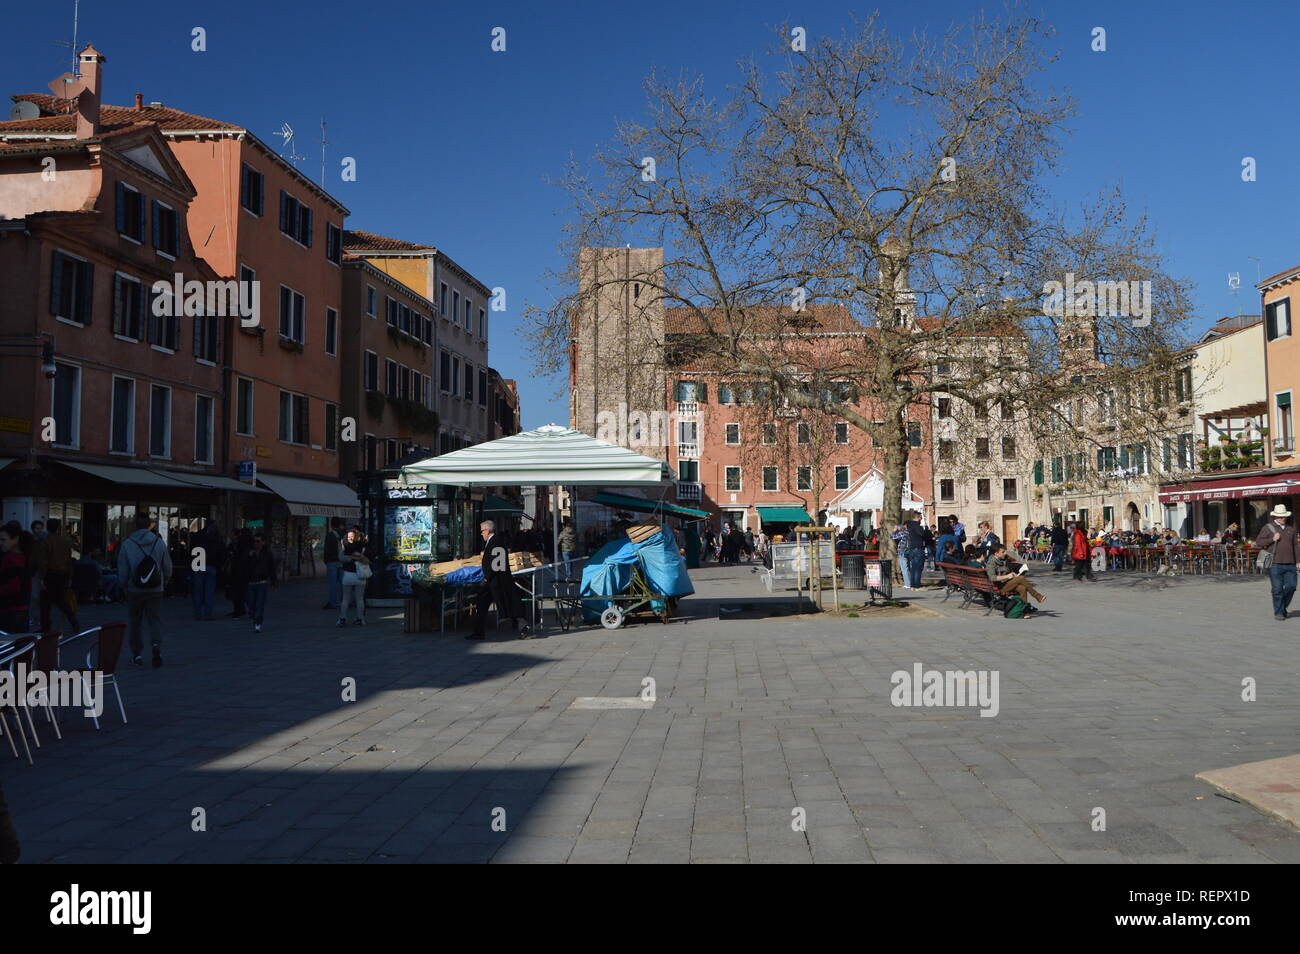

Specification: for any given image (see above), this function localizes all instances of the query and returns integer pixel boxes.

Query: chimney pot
[74,44,105,140]
[135,93,143,110]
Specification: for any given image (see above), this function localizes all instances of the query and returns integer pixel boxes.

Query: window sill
[236,431,255,439]
[149,455,173,462]
[119,234,143,246]
[55,316,87,328]
[109,449,134,457]
[241,206,263,219]
[196,358,217,367]
[114,333,141,344]
[151,345,176,355]
[156,251,176,262]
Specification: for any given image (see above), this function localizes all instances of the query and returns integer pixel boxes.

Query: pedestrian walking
[558,518,578,578]
[337,529,370,626]
[117,512,172,668]
[245,533,277,634]
[190,520,226,621]
[1050,522,1069,571]
[0,521,31,634]
[1255,504,1297,621]
[35,517,80,634]
[226,529,252,617]
[467,521,530,640]
[322,518,343,610]
[904,513,932,589]
[1070,522,1095,581]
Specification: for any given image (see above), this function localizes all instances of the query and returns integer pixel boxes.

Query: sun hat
[1271,504,1292,518]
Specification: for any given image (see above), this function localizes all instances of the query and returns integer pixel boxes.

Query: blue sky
[5,1,1298,426]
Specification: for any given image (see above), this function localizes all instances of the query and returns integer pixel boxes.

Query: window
[240,163,264,215]
[761,423,776,445]
[976,478,991,501]
[1001,436,1016,459]
[937,397,951,419]
[1266,298,1292,341]
[365,435,378,470]
[278,391,309,444]
[439,282,448,316]
[115,182,145,242]
[400,304,411,335]
[1098,446,1117,471]
[1002,478,1017,501]
[152,200,179,257]
[478,369,488,406]
[724,466,742,492]
[385,359,398,397]
[51,362,80,448]
[399,366,410,401]
[796,466,812,491]
[421,315,432,344]
[1177,433,1194,469]
[975,437,990,459]
[718,385,735,405]
[366,286,377,317]
[939,439,956,461]
[364,351,379,392]
[147,288,180,351]
[112,273,146,340]
[110,376,134,454]
[464,362,475,400]
[907,422,922,447]
[939,478,955,501]
[278,286,305,343]
[1033,460,1043,485]
[325,403,338,451]
[797,422,810,444]
[678,459,699,482]
[762,466,779,491]
[325,308,338,356]
[385,439,399,466]
[279,191,313,246]
[384,297,397,327]
[236,377,254,435]
[1174,366,1192,403]
[725,423,740,445]
[439,350,450,391]
[194,311,219,363]
[1051,456,1063,482]
[1001,401,1014,421]
[834,465,850,490]
[452,357,460,395]
[453,290,460,326]
[1275,392,1293,451]
[972,400,988,420]
[326,223,342,264]
[194,394,214,463]
[149,384,171,458]
[50,250,94,325]
[479,308,486,338]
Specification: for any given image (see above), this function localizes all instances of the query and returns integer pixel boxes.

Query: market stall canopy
[593,490,707,520]
[257,473,360,518]
[400,425,675,487]
[825,469,925,513]
[757,506,813,524]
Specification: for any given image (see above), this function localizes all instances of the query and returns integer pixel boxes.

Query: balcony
[676,481,702,501]
[676,401,699,417]
[677,442,699,459]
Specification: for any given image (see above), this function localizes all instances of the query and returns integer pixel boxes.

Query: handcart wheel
[600,606,624,630]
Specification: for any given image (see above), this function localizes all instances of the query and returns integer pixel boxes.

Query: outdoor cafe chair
[66,622,128,728]
[0,635,37,764]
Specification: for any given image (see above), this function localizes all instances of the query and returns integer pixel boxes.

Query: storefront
[248,473,362,578]
[1158,470,1300,539]
[354,472,477,597]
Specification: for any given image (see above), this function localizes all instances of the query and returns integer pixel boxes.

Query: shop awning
[482,494,523,514]
[256,473,360,517]
[1158,471,1300,503]
[401,425,675,486]
[58,461,199,488]
[757,506,813,524]
[0,458,16,470]
[155,471,270,493]
[593,490,707,520]
[825,468,926,513]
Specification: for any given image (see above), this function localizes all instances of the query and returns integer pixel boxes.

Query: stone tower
[570,247,668,456]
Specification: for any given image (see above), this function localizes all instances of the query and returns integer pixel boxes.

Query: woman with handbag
[337,529,371,627]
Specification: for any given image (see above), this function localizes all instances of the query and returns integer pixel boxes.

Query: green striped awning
[756,506,813,524]
[592,491,707,520]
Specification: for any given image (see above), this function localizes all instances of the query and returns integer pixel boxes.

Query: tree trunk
[878,403,911,570]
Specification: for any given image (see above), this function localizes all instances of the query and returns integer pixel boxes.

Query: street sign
[238,461,257,484]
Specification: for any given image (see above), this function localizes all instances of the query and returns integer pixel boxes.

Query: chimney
[74,44,105,139]
[135,93,143,111]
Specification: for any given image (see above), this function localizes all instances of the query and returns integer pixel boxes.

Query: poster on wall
[385,506,434,560]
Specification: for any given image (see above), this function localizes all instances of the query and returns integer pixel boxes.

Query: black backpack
[131,534,163,589]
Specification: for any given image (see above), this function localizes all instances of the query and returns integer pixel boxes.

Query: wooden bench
[935,562,1013,615]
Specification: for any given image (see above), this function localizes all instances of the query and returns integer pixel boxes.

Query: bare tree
[527,10,1195,565]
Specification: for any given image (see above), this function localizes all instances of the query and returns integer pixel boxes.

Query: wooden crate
[626,522,661,544]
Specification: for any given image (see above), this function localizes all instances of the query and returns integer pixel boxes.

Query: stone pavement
[3,561,1299,863]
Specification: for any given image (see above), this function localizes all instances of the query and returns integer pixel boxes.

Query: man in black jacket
[467,521,530,640]
[1049,523,1069,572]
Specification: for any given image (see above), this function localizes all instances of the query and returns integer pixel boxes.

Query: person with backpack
[190,520,227,621]
[1255,504,1297,621]
[117,512,172,668]
[245,533,277,634]
[337,529,370,627]
[987,543,1046,613]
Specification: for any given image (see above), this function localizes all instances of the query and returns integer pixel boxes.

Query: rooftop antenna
[319,117,331,185]
[275,122,306,168]
[53,0,81,77]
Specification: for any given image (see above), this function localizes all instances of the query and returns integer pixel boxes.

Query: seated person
[939,540,961,564]
[986,544,1046,606]
[963,544,986,568]
[72,550,104,603]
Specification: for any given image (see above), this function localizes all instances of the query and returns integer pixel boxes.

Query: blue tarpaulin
[580,526,694,620]
[445,565,483,585]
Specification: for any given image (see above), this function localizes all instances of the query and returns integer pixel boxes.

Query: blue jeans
[898,549,913,587]
[191,568,217,618]
[325,562,342,607]
[248,581,269,625]
[1269,563,1297,617]
[562,551,575,579]
[1051,544,1065,569]
[907,549,927,588]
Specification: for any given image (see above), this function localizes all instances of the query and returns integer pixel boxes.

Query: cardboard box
[429,556,479,577]
[508,551,546,571]
[626,522,662,544]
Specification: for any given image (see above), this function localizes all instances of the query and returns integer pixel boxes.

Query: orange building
[1254,267,1300,514]
[2,46,358,573]
[0,46,254,554]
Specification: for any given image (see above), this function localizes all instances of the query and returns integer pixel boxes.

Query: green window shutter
[1033,460,1043,485]
[50,251,64,317]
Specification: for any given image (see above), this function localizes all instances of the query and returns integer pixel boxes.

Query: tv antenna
[275,122,306,167]
[53,0,81,78]
[319,117,331,185]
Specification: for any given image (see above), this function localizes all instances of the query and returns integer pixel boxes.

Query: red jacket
[0,551,29,614]
[1070,529,1089,561]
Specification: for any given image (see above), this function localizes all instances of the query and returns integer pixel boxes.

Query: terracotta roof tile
[2,93,242,136]
[342,229,434,252]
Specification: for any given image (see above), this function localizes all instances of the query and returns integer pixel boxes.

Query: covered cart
[580,523,695,629]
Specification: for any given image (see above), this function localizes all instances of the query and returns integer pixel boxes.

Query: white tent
[825,468,925,514]
[400,425,675,561]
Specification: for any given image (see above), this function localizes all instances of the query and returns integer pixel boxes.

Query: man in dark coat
[1049,523,1069,571]
[467,520,530,640]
